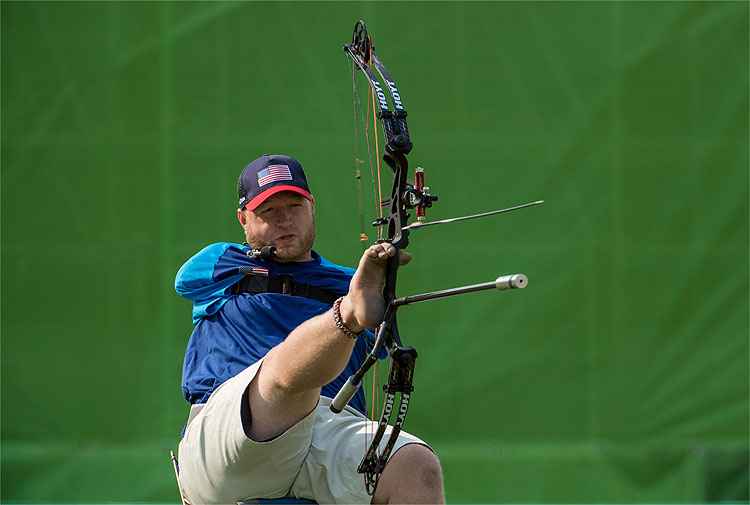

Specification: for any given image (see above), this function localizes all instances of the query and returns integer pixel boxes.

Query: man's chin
[273,245,309,262]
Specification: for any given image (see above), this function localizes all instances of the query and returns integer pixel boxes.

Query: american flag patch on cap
[257,164,293,187]
[250,267,269,276]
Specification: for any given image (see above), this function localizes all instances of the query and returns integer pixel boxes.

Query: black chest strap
[234,270,340,305]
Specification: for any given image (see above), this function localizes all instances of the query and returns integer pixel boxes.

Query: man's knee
[410,446,442,490]
[374,444,444,504]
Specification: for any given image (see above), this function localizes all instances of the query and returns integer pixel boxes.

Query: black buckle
[278,275,293,295]
[235,271,270,294]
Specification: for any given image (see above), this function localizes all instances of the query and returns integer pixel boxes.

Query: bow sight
[332,20,543,495]
[373,166,438,228]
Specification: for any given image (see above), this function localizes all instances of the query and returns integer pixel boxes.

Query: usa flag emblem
[257,164,293,187]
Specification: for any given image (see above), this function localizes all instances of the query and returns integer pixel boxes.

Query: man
[176,154,444,504]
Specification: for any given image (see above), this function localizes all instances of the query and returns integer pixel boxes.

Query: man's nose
[276,208,294,224]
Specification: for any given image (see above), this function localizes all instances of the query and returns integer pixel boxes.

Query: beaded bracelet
[332,297,363,340]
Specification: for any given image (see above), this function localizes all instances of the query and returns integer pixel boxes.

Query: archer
[173,154,445,504]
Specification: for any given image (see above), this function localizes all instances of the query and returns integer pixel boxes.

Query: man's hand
[340,242,412,332]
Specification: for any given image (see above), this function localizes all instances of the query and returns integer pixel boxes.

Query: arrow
[403,200,544,231]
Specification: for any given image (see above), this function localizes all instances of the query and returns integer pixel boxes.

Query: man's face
[237,192,315,262]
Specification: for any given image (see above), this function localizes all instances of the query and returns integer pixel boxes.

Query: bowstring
[366,60,380,451]
[351,53,375,452]
[351,59,367,244]
[367,42,387,449]
[365,48,387,453]
[368,42,387,452]
[350,36,388,459]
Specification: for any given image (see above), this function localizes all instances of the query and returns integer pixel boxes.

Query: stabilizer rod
[330,273,527,413]
[392,274,527,307]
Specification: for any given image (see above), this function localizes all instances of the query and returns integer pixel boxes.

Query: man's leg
[289,400,440,505]
[178,362,318,504]
[372,444,445,504]
[248,243,409,441]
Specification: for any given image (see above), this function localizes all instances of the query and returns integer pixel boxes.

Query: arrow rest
[372,167,439,229]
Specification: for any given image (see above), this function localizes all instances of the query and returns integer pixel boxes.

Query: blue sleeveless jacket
[176,242,380,416]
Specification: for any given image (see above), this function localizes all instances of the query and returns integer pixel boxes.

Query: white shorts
[177,360,428,504]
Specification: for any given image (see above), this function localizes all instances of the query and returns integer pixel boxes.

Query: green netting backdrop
[2,1,748,503]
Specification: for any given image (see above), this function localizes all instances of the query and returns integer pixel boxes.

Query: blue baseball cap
[237,154,314,211]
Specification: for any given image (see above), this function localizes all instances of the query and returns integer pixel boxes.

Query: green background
[2,1,748,503]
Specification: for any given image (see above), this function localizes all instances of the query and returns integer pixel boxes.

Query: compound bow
[330,20,543,495]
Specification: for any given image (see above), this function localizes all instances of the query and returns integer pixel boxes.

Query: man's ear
[237,208,247,226]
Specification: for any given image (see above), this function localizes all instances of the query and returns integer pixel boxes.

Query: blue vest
[176,242,380,416]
